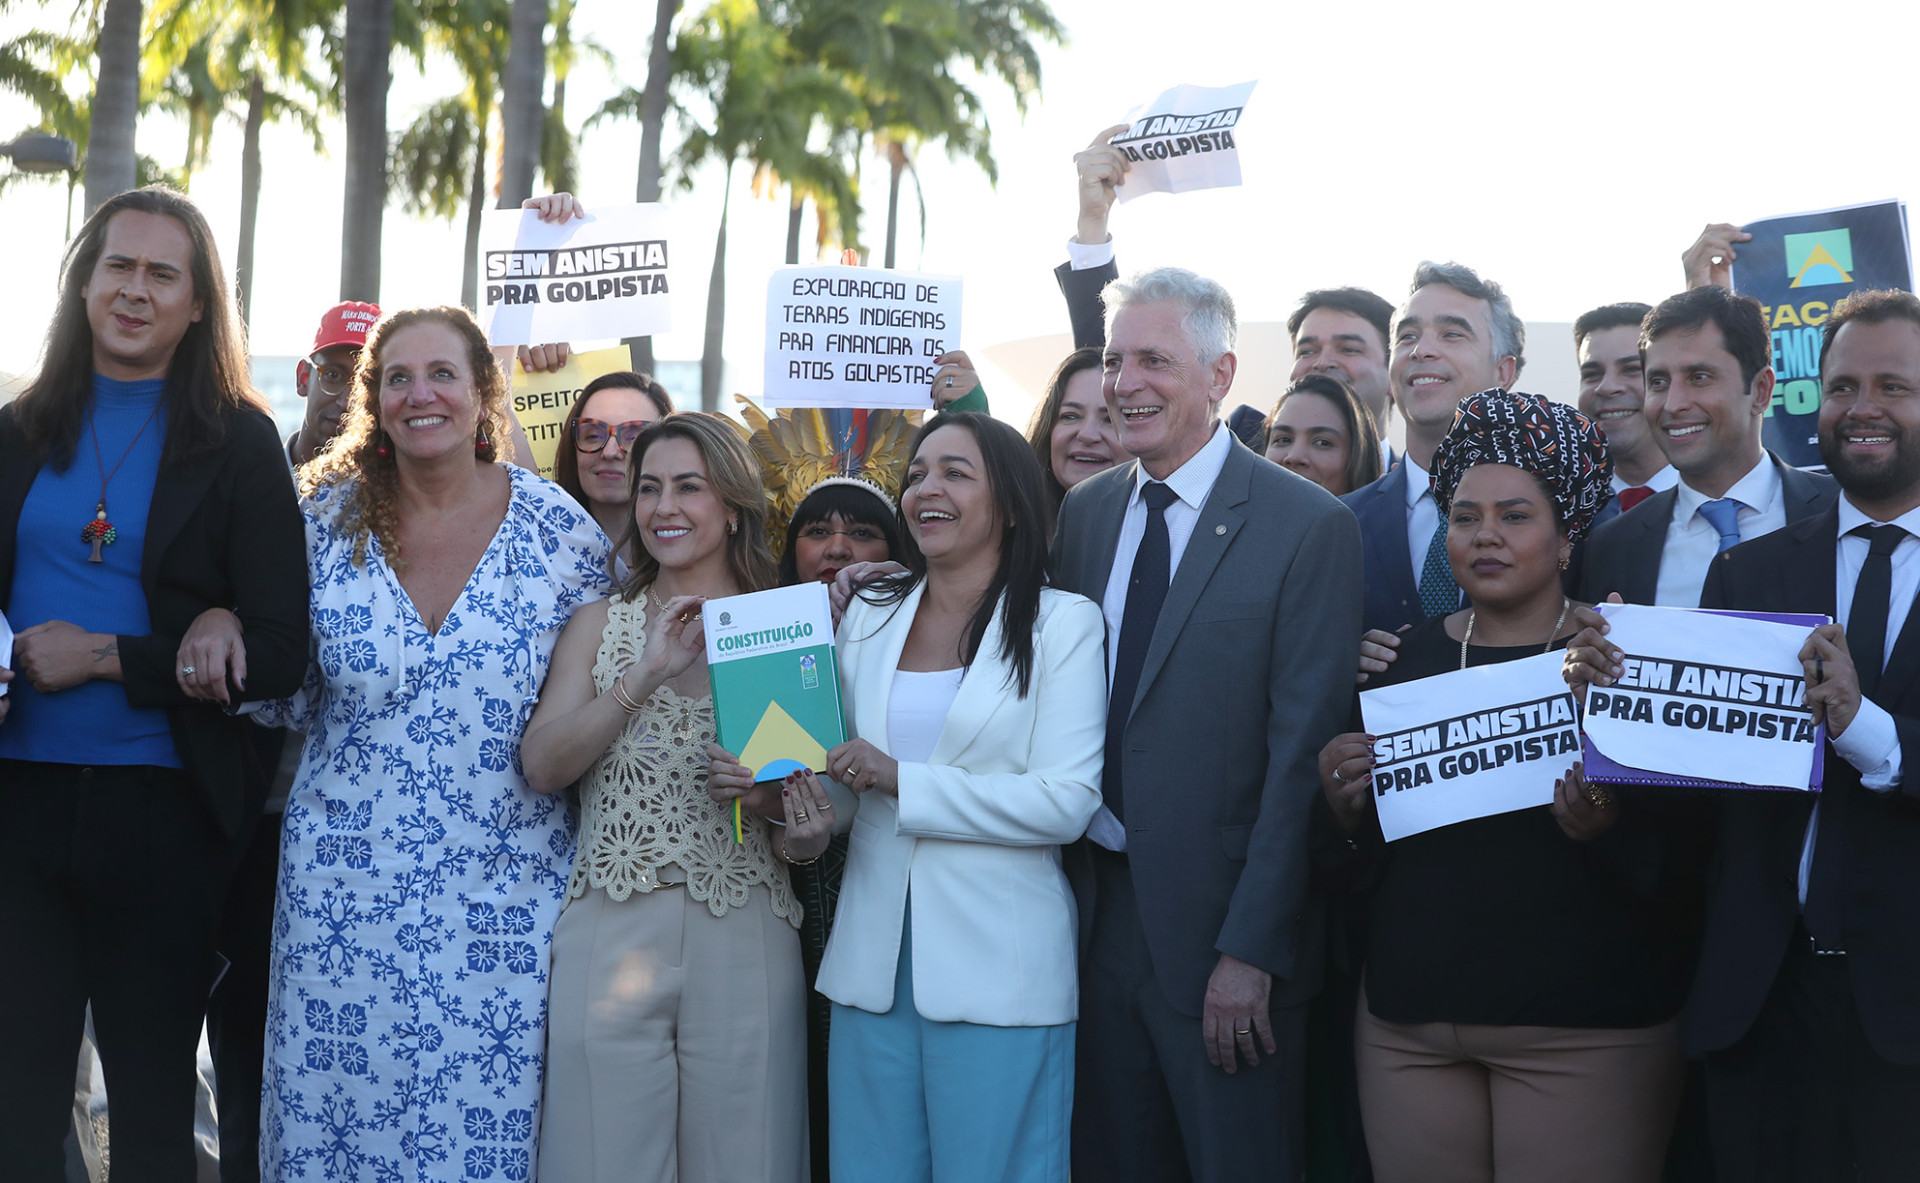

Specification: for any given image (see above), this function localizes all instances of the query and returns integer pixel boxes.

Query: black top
[1359,615,1692,1029]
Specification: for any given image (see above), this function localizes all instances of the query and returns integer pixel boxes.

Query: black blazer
[1577,453,1836,606]
[0,402,310,841]
[1692,508,1920,1063]
[1054,257,1119,351]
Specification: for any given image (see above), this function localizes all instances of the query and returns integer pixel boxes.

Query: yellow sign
[508,345,636,480]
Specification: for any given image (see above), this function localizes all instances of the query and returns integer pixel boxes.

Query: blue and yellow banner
[1732,200,1912,468]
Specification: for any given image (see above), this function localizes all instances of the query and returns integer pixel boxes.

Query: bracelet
[781,839,824,866]
[609,675,647,715]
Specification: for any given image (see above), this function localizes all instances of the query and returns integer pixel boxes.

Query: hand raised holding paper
[1074,124,1132,244]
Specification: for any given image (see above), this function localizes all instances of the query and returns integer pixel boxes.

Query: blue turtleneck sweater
[0,374,180,767]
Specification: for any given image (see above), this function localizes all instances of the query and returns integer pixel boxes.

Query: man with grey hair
[1052,266,1363,1181]
[1345,261,1524,640]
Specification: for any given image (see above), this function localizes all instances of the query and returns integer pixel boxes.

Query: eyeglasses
[574,418,652,453]
[797,523,887,544]
[306,354,357,399]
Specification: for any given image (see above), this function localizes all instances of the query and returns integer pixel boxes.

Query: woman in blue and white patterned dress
[251,306,610,1180]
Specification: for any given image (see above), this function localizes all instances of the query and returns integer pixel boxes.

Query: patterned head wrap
[1430,389,1614,544]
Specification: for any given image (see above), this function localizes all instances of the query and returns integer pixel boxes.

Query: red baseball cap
[310,301,382,355]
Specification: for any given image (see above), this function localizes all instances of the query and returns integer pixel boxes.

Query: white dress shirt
[1655,455,1784,609]
[1067,236,1116,271]
[1087,422,1233,851]
[1795,496,1918,904]
[1402,453,1440,586]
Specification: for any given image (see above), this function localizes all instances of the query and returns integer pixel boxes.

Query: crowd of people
[0,125,1916,1183]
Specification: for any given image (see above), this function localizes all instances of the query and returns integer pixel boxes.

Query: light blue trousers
[827,913,1074,1183]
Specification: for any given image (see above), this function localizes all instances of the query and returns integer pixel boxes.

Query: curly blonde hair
[298,306,517,567]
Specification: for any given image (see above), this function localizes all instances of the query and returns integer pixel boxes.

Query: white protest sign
[762,267,960,409]
[1112,80,1257,203]
[1362,651,1580,842]
[1583,604,1821,791]
[477,202,672,347]
[0,608,12,696]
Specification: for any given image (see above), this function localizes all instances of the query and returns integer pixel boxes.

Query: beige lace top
[564,591,800,926]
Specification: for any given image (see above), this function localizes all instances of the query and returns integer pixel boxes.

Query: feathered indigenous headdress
[732,397,919,559]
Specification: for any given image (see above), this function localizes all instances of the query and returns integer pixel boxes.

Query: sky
[4,0,1920,430]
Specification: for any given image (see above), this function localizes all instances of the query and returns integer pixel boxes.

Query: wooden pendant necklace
[81,399,166,562]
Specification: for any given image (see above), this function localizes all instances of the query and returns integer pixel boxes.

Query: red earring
[375,431,390,458]
[475,430,493,458]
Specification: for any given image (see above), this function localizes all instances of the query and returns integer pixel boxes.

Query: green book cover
[704,582,846,783]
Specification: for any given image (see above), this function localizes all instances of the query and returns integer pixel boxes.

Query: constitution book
[704,582,846,785]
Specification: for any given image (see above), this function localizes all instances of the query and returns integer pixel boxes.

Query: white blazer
[815,582,1107,1026]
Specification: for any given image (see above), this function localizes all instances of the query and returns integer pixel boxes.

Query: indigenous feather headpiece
[1431,389,1614,544]
[732,397,920,559]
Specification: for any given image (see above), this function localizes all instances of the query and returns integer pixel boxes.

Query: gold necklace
[1460,597,1571,670]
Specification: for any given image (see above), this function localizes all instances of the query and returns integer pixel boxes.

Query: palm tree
[0,25,87,213]
[787,0,1059,269]
[143,0,334,320]
[340,0,394,300]
[496,0,544,205]
[84,0,143,214]
[656,0,860,411]
[389,0,510,309]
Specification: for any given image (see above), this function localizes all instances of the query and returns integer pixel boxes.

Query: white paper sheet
[1361,651,1579,841]
[476,202,673,346]
[1582,604,1820,791]
[1113,80,1258,202]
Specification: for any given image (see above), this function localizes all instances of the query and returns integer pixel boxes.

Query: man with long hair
[0,184,309,1180]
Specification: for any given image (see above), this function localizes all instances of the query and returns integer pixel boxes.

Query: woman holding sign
[1315,390,1688,1183]
[522,412,814,1183]
[713,412,1105,1183]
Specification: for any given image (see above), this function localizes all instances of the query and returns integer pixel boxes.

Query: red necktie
[1618,486,1655,512]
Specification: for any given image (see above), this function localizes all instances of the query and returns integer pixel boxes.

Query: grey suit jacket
[1051,435,1364,1015]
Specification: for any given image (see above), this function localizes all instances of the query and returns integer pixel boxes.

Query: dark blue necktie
[1806,524,1907,947]
[1104,481,1179,824]
[1416,514,1457,619]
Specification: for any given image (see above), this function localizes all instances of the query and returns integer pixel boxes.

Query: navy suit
[1055,258,1119,351]
[1692,508,1920,1178]
[1577,455,1837,606]
[1341,464,1451,636]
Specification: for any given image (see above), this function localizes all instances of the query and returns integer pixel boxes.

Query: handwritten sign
[509,346,638,480]
[762,266,961,409]
[1113,80,1258,203]
[477,202,672,346]
[1362,652,1579,841]
[1583,604,1824,792]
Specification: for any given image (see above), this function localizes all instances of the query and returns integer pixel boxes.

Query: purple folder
[1581,608,1828,794]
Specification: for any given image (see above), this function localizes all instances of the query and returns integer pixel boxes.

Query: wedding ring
[1234,1027,1252,1036]
[945,376,954,387]
[848,763,860,778]
[1333,765,1347,784]
[796,809,811,823]
[180,666,196,677]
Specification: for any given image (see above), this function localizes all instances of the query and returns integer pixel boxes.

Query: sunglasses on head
[574,418,651,453]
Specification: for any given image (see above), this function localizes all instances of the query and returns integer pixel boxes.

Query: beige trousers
[538,883,809,1183]
[1356,989,1684,1183]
